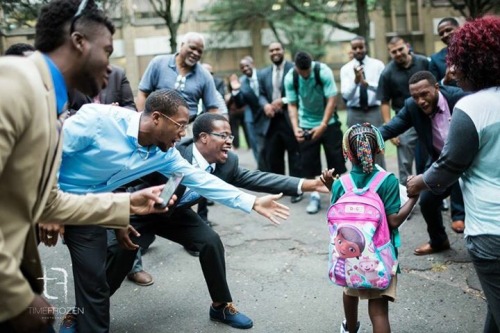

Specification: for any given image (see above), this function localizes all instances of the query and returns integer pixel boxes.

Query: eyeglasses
[158,112,188,131]
[70,0,90,35]
[210,132,235,142]
[174,75,186,91]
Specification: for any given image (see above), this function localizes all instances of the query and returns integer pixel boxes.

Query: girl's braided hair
[342,123,385,174]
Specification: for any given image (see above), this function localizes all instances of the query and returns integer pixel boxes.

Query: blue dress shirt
[58,104,255,213]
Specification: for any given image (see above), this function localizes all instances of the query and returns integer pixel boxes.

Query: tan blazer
[0,52,130,321]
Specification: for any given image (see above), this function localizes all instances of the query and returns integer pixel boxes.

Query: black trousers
[106,208,232,302]
[419,180,465,247]
[64,225,110,333]
[262,114,301,177]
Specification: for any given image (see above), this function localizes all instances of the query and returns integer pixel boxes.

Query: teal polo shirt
[284,61,337,128]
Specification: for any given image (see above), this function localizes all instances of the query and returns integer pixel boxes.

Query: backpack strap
[314,62,322,88]
[367,170,391,192]
[339,174,355,193]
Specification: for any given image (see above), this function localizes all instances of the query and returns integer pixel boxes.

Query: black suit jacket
[68,65,136,111]
[257,60,294,135]
[379,85,467,161]
[132,138,302,209]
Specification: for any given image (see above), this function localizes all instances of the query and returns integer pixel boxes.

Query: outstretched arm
[252,193,290,225]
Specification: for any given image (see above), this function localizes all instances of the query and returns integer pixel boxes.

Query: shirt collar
[171,52,197,74]
[42,54,68,115]
[430,91,447,118]
[192,144,216,172]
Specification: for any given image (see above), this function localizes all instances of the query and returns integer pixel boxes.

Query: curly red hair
[447,15,500,91]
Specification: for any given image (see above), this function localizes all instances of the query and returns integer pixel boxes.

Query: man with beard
[340,36,386,168]
[258,42,302,203]
[377,36,429,186]
[136,32,226,122]
[379,71,467,255]
[55,89,289,333]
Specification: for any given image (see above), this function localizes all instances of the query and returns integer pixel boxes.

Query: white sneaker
[306,195,321,214]
[340,319,360,333]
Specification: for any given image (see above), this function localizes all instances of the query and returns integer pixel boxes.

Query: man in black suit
[258,42,302,203]
[379,71,466,256]
[68,64,136,111]
[106,113,326,329]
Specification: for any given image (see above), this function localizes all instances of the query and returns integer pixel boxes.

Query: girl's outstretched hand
[320,168,339,191]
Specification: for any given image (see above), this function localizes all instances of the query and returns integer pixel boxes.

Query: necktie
[250,77,259,97]
[358,60,368,110]
[272,66,281,101]
[178,165,213,206]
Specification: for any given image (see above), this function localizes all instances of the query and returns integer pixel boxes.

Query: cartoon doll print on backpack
[327,170,398,290]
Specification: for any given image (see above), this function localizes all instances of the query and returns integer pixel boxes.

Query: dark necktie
[272,66,281,101]
[359,60,368,110]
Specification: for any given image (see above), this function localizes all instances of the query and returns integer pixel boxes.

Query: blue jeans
[466,235,500,333]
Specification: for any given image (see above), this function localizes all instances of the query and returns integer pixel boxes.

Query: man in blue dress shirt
[57,89,289,333]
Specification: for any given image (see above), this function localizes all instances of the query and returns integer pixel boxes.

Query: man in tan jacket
[0,1,170,332]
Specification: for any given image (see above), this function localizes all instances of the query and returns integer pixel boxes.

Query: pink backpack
[327,171,398,290]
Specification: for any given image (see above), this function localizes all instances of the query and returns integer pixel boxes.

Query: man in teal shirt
[284,51,346,214]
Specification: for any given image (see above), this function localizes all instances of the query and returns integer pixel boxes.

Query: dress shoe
[451,220,465,233]
[127,270,154,286]
[413,240,450,256]
[206,199,215,206]
[209,303,253,329]
[290,194,303,203]
[59,312,77,333]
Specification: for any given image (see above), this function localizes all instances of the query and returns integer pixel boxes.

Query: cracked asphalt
[39,148,486,333]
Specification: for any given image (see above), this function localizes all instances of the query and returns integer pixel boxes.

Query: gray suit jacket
[257,60,295,135]
[234,73,262,125]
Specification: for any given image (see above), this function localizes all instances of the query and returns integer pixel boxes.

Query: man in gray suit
[232,56,262,167]
[258,42,302,204]
[106,113,326,329]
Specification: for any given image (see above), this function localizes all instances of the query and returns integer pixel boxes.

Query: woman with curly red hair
[407,15,500,333]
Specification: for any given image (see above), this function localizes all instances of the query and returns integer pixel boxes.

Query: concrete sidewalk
[39,149,485,333]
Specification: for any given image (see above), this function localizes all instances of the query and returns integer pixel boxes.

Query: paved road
[39,149,485,333]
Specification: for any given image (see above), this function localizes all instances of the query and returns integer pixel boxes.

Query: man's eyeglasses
[174,75,186,91]
[158,113,188,131]
[70,0,90,35]
[210,132,235,142]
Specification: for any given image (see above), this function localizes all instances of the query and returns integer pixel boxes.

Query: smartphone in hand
[154,172,184,209]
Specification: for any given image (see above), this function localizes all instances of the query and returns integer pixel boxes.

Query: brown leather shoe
[413,240,451,256]
[451,220,465,233]
[127,270,154,286]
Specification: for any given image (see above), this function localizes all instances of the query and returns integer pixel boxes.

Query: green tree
[146,0,186,52]
[206,0,376,60]
[0,0,121,30]
[448,0,499,18]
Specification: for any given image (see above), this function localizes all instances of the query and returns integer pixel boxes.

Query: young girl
[322,123,417,333]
